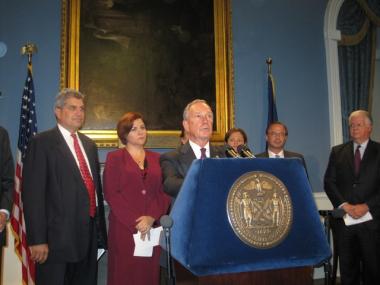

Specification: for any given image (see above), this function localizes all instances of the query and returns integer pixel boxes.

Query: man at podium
[160,99,225,198]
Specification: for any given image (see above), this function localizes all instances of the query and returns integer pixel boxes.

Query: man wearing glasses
[324,110,380,285]
[256,121,307,173]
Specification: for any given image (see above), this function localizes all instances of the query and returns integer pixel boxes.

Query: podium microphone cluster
[225,145,241,158]
[160,215,175,285]
[237,144,256,158]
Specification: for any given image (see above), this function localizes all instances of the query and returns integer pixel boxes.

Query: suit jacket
[22,127,107,263]
[256,150,309,177]
[0,126,14,246]
[324,139,380,221]
[160,141,225,198]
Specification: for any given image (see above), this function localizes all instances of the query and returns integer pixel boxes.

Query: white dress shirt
[57,124,93,177]
[189,140,210,159]
[268,149,284,158]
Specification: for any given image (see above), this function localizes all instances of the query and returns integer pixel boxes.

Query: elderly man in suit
[160,99,225,198]
[256,121,308,173]
[324,110,380,285]
[0,126,14,272]
[22,89,107,285]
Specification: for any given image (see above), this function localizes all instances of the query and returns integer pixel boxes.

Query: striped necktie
[71,133,96,217]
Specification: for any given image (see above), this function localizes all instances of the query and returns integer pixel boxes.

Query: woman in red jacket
[103,112,170,285]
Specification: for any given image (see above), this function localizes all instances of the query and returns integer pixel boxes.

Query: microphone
[160,215,175,285]
[160,215,173,230]
[225,145,241,158]
[332,208,345,218]
[237,144,255,158]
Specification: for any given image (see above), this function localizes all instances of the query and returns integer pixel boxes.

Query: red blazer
[103,149,170,232]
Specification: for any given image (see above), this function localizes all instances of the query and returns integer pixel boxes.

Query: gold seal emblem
[227,171,293,249]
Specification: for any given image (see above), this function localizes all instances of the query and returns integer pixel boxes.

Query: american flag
[10,62,37,285]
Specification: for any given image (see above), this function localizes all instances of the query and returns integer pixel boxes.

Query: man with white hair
[160,99,225,198]
[324,110,380,285]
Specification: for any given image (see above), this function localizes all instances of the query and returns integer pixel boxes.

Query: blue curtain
[337,0,380,142]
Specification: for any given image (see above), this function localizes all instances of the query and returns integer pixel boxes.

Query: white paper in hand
[133,226,163,257]
[343,211,373,226]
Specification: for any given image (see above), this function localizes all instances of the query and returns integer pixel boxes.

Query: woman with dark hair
[103,112,170,285]
[224,127,248,152]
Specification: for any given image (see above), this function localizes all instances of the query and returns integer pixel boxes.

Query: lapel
[360,140,377,171]
[344,141,355,174]
[179,142,196,175]
[122,148,146,183]
[210,145,222,158]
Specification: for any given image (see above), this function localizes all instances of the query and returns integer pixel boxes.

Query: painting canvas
[61,0,234,147]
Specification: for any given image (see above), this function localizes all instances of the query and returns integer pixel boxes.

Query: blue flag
[267,73,278,126]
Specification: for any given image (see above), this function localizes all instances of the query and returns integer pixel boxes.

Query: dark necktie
[200,148,207,159]
[71,133,96,217]
[275,154,280,158]
[354,145,361,176]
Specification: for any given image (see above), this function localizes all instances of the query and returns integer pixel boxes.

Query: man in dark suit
[22,89,107,285]
[0,126,14,272]
[324,110,380,285]
[256,121,308,173]
[160,99,225,198]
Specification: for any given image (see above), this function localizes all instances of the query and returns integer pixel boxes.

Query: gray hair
[348,110,373,126]
[54,88,85,109]
[182,99,210,120]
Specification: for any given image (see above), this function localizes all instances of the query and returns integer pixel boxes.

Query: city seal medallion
[227,171,293,249]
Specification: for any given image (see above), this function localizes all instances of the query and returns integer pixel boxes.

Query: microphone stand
[161,216,175,285]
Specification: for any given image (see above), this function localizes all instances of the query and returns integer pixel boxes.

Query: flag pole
[10,42,38,285]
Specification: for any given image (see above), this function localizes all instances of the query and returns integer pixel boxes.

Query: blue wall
[232,0,330,192]
[0,0,331,192]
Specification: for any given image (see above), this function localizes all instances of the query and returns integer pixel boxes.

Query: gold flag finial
[266,57,272,74]
[21,43,38,64]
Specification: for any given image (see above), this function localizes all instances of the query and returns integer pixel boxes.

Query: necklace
[126,147,145,169]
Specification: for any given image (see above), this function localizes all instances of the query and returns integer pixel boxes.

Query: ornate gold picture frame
[60,0,234,148]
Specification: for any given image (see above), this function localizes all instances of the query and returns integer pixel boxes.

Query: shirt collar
[57,123,77,138]
[189,140,210,159]
[268,149,284,158]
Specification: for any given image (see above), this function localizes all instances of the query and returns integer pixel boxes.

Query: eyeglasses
[268,132,286,137]
[349,123,366,129]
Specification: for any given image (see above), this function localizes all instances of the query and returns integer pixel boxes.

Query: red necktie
[71,133,96,217]
[200,148,207,159]
[354,145,361,176]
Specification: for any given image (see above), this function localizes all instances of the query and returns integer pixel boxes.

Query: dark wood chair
[318,210,339,285]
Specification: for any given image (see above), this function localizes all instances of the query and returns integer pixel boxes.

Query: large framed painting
[60,0,234,148]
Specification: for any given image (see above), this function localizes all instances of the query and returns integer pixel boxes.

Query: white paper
[97,249,106,261]
[133,226,163,257]
[343,211,373,226]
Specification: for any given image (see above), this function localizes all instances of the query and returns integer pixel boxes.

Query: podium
[168,158,331,284]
